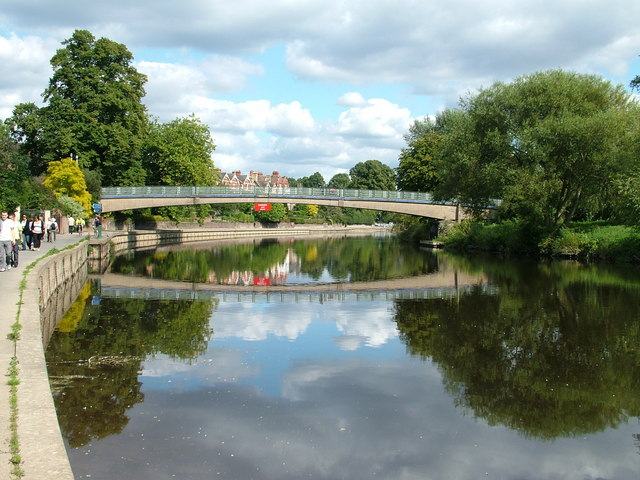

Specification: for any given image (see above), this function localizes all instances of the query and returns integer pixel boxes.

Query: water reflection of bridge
[95,272,497,302]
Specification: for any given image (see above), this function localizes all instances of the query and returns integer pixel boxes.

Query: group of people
[0,212,59,272]
[0,212,104,272]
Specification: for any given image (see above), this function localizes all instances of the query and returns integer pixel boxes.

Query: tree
[142,115,217,222]
[349,160,396,191]
[631,72,640,91]
[431,70,640,228]
[328,173,351,189]
[0,123,32,211]
[43,157,92,216]
[7,29,149,186]
[299,172,325,188]
[254,203,287,224]
[396,119,442,192]
[142,115,217,186]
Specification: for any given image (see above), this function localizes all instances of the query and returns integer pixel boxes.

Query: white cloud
[1,0,638,178]
[0,33,56,118]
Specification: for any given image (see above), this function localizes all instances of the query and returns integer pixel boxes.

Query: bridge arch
[100,186,469,220]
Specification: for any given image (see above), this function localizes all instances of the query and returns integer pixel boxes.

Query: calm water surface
[46,236,640,479]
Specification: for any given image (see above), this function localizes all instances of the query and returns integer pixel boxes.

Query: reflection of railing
[99,285,500,303]
[102,185,454,204]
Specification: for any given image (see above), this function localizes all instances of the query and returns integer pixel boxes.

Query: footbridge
[100,186,472,220]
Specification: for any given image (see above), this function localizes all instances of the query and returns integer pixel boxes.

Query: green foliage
[43,157,92,216]
[396,118,442,192]
[7,29,148,186]
[442,219,543,253]
[56,195,85,218]
[443,219,640,262]
[327,173,351,189]
[401,70,640,229]
[142,115,217,186]
[254,203,288,224]
[349,159,396,190]
[298,172,325,188]
[0,125,31,211]
[539,223,640,262]
[82,168,102,204]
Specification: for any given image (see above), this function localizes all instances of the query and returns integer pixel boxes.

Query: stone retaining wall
[18,241,88,479]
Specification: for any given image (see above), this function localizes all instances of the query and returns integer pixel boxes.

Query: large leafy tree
[298,172,325,188]
[142,115,217,186]
[327,173,351,189]
[414,70,639,228]
[396,118,442,192]
[142,115,217,222]
[349,159,396,191]
[7,29,148,186]
[0,123,57,212]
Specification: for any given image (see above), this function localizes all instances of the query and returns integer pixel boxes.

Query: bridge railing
[101,185,444,203]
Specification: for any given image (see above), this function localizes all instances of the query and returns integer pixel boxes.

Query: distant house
[219,170,289,189]
[219,170,255,189]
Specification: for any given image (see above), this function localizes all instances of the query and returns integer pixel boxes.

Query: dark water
[46,236,640,479]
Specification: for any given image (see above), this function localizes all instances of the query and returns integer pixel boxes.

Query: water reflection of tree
[111,236,440,284]
[47,282,215,447]
[393,257,640,439]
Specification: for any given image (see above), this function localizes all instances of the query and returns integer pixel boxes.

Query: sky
[1,0,639,182]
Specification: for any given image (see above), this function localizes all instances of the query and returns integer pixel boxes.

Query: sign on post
[92,203,102,213]
[254,203,271,212]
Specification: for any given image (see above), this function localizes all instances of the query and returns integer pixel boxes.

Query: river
[46,235,640,479]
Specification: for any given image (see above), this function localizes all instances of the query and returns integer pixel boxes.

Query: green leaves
[399,69,640,230]
[349,159,396,190]
[9,29,148,186]
[142,115,217,187]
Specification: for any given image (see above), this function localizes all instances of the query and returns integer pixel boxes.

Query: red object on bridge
[254,203,272,211]
[253,276,271,286]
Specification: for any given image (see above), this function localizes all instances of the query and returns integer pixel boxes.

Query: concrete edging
[17,242,88,480]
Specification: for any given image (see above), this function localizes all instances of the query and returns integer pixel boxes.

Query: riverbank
[431,220,640,263]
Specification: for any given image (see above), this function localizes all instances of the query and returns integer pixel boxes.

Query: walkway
[0,232,88,479]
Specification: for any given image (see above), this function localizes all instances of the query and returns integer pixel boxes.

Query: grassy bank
[433,220,640,263]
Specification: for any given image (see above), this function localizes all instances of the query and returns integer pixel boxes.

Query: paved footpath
[0,232,88,479]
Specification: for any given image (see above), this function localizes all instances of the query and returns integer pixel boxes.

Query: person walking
[30,215,44,251]
[47,217,58,242]
[94,215,102,238]
[67,215,75,234]
[8,213,20,268]
[20,214,30,250]
[0,211,16,272]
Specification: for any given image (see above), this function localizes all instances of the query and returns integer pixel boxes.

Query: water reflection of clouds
[73,357,638,480]
[142,346,259,384]
[212,298,398,349]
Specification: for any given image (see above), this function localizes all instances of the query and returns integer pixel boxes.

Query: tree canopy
[142,115,217,186]
[349,160,396,191]
[7,29,149,186]
[397,70,640,229]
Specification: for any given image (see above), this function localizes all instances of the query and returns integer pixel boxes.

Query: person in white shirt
[0,211,16,272]
[8,213,20,267]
